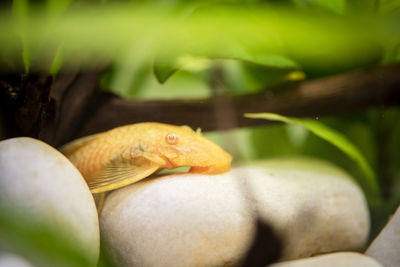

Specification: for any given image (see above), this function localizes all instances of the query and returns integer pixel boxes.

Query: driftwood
[1,63,400,147]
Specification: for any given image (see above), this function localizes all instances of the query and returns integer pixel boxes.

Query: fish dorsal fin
[59,133,103,157]
[88,149,166,193]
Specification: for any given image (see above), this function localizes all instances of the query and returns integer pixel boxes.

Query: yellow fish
[60,122,232,193]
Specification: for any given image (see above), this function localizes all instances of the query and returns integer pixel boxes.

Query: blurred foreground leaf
[293,0,347,14]
[245,112,379,198]
[12,0,30,73]
[379,0,400,14]
[0,4,394,73]
[154,47,299,83]
[0,206,94,267]
[154,60,180,84]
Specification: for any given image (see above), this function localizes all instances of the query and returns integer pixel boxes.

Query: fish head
[143,123,232,174]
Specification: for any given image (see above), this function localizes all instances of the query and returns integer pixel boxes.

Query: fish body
[60,122,232,193]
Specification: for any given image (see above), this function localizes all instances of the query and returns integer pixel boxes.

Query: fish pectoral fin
[89,151,166,193]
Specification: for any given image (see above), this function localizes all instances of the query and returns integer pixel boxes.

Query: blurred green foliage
[0,0,399,90]
[245,112,379,200]
[1,0,400,266]
[0,205,94,267]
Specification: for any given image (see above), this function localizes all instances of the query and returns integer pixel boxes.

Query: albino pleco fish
[60,122,232,193]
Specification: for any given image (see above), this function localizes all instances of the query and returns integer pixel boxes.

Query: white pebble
[0,137,100,266]
[101,158,370,266]
[365,205,400,267]
[237,158,370,260]
[101,173,255,267]
[268,252,382,267]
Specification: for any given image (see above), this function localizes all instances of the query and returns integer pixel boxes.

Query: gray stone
[100,173,255,267]
[365,205,400,267]
[0,138,100,266]
[100,158,370,266]
[239,158,370,260]
[269,252,382,267]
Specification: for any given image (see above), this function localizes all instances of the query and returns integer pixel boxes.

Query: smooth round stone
[0,138,100,266]
[101,158,369,266]
[268,252,382,267]
[365,205,400,267]
[239,158,370,260]
[100,173,255,267]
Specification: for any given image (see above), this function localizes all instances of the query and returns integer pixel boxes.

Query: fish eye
[166,133,179,144]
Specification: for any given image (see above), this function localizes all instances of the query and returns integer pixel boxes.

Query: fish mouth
[156,166,191,176]
[165,165,229,175]
[159,155,215,175]
[156,166,213,176]
[190,164,230,174]
[189,166,211,173]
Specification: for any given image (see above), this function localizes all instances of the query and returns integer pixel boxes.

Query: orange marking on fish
[60,122,232,193]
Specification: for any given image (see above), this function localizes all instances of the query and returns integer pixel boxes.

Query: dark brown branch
[4,64,398,147]
[67,63,400,144]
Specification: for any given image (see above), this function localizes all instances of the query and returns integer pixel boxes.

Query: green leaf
[292,0,347,14]
[154,48,299,84]
[0,206,93,267]
[154,55,211,84]
[46,0,73,75]
[48,45,63,75]
[154,60,180,84]
[315,0,347,14]
[0,3,390,77]
[109,45,152,97]
[379,0,400,14]
[245,112,379,196]
[46,0,73,16]
[12,0,30,73]
[213,43,299,69]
